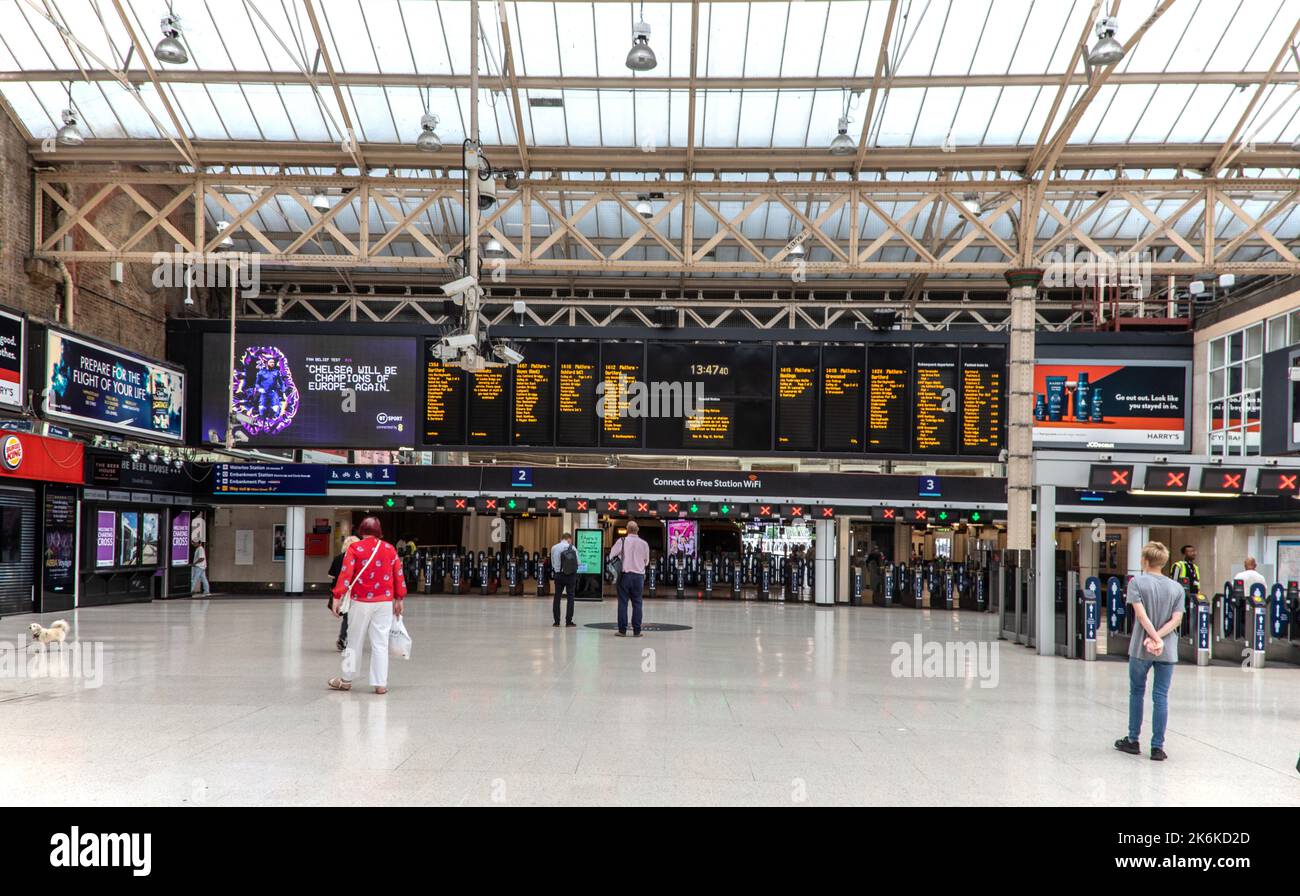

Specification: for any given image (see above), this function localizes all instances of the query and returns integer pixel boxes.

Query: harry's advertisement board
[42,329,185,442]
[1031,359,1191,451]
[200,333,417,449]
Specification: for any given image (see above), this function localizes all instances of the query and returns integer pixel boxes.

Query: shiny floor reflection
[2,597,1297,806]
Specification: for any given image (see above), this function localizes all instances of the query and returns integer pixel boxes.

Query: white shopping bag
[389,617,412,660]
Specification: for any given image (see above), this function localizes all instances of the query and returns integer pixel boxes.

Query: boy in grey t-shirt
[1115,542,1184,761]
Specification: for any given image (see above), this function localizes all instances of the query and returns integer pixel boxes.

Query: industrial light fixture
[1188,279,1205,296]
[626,8,657,71]
[960,193,982,214]
[215,220,235,249]
[416,113,442,152]
[635,196,653,218]
[483,238,504,257]
[1218,273,1235,290]
[311,193,330,213]
[147,450,160,463]
[130,451,142,462]
[1087,16,1125,67]
[829,116,855,155]
[154,11,189,65]
[56,108,84,147]
[788,241,805,258]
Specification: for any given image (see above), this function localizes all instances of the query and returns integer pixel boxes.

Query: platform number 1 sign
[512,467,533,488]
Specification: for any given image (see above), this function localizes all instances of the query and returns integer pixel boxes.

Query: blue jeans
[617,573,645,634]
[1128,657,1174,749]
[190,566,210,595]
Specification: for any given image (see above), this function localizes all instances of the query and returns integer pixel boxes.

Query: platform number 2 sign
[512,467,533,488]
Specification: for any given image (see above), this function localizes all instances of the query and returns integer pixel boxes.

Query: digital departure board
[774,345,819,452]
[646,343,771,450]
[868,347,912,453]
[821,345,865,452]
[512,341,554,446]
[913,347,958,454]
[467,366,510,446]
[419,337,1017,459]
[423,352,466,445]
[556,341,599,448]
[600,342,644,448]
[960,347,1005,455]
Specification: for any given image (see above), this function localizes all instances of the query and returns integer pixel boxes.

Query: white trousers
[341,600,393,688]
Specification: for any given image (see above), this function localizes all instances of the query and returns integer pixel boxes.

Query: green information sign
[575,528,603,576]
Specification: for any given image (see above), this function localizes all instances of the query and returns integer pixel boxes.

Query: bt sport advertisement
[44,330,185,442]
[202,334,416,448]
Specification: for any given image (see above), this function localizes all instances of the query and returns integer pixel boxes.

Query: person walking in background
[550,532,578,628]
[190,540,210,596]
[328,534,360,651]
[1115,541,1184,762]
[328,517,406,695]
[608,521,650,638]
[1234,556,1267,595]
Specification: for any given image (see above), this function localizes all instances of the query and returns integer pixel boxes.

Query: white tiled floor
[2,597,1297,806]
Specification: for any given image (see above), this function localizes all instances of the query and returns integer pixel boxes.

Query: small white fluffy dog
[28,619,70,644]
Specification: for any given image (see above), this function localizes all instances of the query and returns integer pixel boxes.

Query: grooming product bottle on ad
[1074,372,1091,422]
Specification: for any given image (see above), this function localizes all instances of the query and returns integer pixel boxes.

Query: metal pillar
[1035,484,1057,656]
[814,518,837,606]
[284,505,306,595]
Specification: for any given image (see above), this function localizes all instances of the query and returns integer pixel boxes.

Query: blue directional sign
[512,466,534,488]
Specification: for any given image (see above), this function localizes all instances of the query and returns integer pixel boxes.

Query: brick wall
[0,109,194,359]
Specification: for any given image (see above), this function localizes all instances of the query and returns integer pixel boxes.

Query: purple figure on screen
[231,346,300,435]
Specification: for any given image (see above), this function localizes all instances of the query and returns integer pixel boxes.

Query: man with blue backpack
[551,532,579,628]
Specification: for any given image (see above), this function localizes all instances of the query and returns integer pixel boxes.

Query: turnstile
[999,553,1034,646]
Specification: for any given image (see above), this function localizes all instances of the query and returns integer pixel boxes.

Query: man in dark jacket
[550,532,578,628]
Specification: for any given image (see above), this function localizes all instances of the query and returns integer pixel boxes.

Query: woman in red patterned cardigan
[328,516,406,695]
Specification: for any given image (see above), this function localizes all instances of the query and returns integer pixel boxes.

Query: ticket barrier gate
[998,554,1034,646]
[1175,592,1213,666]
[850,564,864,606]
[899,563,925,609]
[1265,582,1300,665]
[646,560,659,598]
[506,555,524,596]
[536,558,551,597]
[933,568,955,611]
[1213,580,1248,665]
[730,560,743,600]
[703,560,716,599]
[1103,575,1132,658]
[874,563,895,608]
[1053,571,1077,657]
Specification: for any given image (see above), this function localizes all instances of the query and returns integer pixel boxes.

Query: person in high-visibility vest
[1170,544,1200,594]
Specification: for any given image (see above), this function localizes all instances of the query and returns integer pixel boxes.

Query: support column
[814,518,837,606]
[284,505,306,595]
[1126,526,1149,580]
[836,516,851,604]
[1035,485,1056,656]
[1004,268,1040,557]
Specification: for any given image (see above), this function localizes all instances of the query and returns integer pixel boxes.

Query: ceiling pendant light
[634,197,653,218]
[789,242,805,258]
[960,193,982,214]
[56,108,84,146]
[416,112,442,152]
[154,11,189,65]
[626,7,657,72]
[1087,16,1124,67]
[215,220,235,249]
[483,238,504,258]
[311,193,330,213]
[829,116,855,155]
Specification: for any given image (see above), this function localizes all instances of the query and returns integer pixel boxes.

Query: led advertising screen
[95,511,116,568]
[43,330,185,442]
[203,333,417,448]
[1032,360,1190,451]
[0,309,24,411]
[665,519,699,557]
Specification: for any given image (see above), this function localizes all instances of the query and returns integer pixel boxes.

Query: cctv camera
[478,176,498,210]
[442,275,478,297]
[442,333,477,350]
[493,342,525,365]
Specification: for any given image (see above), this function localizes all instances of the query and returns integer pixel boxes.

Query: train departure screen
[423,342,466,445]
[820,345,865,452]
[913,347,959,454]
[774,345,820,452]
[512,341,554,446]
[960,347,1005,455]
[467,366,510,446]
[599,342,645,448]
[556,341,600,448]
[868,346,912,452]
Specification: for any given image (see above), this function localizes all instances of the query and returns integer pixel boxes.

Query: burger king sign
[0,434,22,471]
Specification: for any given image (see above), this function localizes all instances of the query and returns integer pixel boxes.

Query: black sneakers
[1114,737,1141,755]
[1150,747,1167,761]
